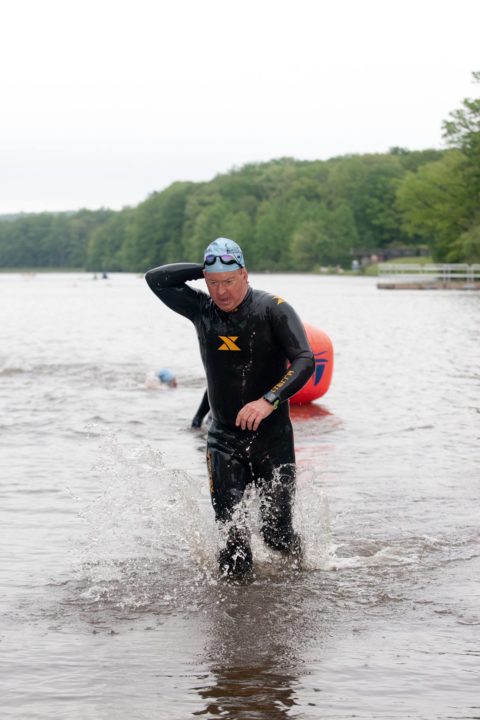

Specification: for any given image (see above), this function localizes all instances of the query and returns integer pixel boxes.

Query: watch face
[264,392,279,407]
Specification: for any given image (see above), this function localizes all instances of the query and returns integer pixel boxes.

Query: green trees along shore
[1,73,478,272]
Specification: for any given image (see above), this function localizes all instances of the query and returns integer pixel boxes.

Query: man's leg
[258,462,302,555]
[253,420,302,557]
[206,439,253,577]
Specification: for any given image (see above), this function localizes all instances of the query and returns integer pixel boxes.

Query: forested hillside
[1,73,478,271]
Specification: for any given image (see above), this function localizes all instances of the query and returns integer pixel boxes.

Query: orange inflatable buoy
[290,323,334,404]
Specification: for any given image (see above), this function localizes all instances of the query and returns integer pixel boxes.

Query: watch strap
[263,391,280,409]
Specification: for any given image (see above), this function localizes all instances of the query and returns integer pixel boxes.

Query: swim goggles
[203,253,243,268]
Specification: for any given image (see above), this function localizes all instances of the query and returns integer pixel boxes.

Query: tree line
[1,73,478,271]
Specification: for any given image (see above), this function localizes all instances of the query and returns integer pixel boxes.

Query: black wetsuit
[191,390,210,428]
[146,263,314,573]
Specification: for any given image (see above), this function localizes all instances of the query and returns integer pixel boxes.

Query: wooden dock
[377,263,480,290]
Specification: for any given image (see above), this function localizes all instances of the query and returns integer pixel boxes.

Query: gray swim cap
[203,238,244,273]
[157,368,175,384]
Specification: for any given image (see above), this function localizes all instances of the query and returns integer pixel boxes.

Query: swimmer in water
[145,367,178,389]
[145,238,314,579]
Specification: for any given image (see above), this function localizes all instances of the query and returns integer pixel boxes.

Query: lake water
[1,271,479,719]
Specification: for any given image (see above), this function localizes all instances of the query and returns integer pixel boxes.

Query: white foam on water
[68,433,221,610]
[70,431,480,617]
[73,434,343,603]
[294,465,334,570]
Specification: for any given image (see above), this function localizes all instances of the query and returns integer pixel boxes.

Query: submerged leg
[207,444,253,578]
[218,526,253,579]
[258,463,302,558]
[250,417,301,557]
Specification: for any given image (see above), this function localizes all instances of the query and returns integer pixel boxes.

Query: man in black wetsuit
[145,238,314,578]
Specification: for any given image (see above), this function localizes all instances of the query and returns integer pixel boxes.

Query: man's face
[203,268,249,312]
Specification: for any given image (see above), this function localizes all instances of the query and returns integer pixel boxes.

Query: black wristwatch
[263,391,280,410]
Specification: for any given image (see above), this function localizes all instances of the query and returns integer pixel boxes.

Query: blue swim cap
[157,368,175,384]
[203,238,244,273]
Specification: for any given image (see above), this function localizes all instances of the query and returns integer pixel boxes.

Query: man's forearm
[266,351,315,404]
[145,263,204,291]
[145,263,205,320]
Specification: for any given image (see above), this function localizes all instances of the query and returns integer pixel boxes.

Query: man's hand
[235,398,276,431]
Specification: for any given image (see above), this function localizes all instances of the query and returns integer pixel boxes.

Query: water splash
[69,434,218,613]
[70,436,339,610]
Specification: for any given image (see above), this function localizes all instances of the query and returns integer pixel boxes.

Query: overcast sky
[1,0,478,214]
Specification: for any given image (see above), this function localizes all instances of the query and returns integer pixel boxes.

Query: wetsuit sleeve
[196,389,210,418]
[191,389,210,427]
[267,300,315,403]
[145,263,206,321]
